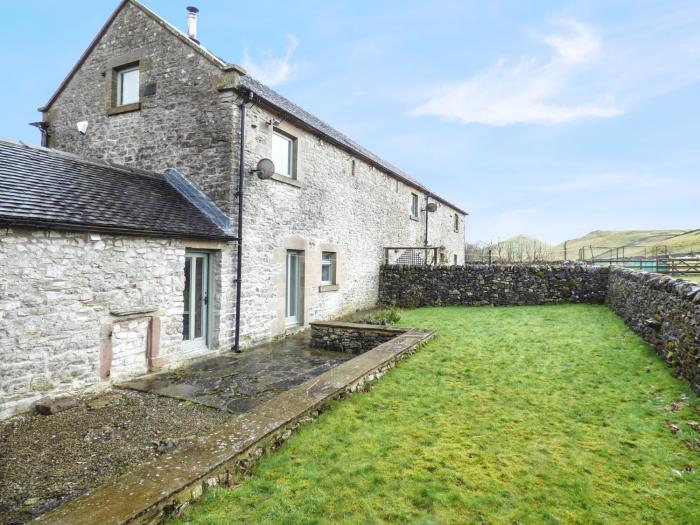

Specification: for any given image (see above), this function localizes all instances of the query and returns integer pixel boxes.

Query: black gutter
[233,90,254,353]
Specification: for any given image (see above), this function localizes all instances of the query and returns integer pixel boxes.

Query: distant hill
[466,234,554,262]
[663,229,700,255]
[501,234,552,250]
[553,230,696,259]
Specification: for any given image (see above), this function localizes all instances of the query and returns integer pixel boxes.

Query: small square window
[116,64,140,107]
[321,252,336,285]
[272,129,295,178]
[410,193,419,218]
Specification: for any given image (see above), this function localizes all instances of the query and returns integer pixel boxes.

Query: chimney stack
[187,6,199,43]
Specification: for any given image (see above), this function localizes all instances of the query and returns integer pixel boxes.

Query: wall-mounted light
[266,118,281,127]
[76,121,89,135]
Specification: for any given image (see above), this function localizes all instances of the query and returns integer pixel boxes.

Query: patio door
[183,252,209,350]
[286,250,303,326]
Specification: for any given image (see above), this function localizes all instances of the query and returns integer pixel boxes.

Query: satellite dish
[426,202,438,213]
[252,158,275,180]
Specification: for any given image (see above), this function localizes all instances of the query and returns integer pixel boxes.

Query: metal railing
[586,256,700,274]
[384,246,439,266]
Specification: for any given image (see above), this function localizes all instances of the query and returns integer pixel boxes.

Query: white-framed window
[410,193,419,218]
[272,129,295,178]
[116,64,140,107]
[321,252,336,285]
[454,213,459,232]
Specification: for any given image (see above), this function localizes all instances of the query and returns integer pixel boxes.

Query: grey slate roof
[39,0,467,216]
[238,76,464,212]
[0,139,234,240]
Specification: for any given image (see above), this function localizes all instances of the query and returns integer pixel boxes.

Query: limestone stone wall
[310,321,405,354]
[607,269,700,393]
[41,1,466,349]
[43,2,238,214]
[379,264,610,307]
[235,105,465,346]
[0,228,234,419]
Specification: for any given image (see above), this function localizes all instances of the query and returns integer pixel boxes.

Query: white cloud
[242,35,299,86]
[410,20,622,125]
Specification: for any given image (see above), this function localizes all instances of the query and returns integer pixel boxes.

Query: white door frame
[183,251,210,351]
[285,250,303,327]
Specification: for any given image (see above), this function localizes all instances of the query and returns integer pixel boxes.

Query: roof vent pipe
[186,6,199,43]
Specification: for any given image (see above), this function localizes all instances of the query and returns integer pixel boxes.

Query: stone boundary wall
[310,321,405,354]
[379,264,610,308]
[607,268,700,393]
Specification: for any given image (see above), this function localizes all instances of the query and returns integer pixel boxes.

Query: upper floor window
[454,213,459,232]
[410,193,419,218]
[272,129,296,179]
[321,252,336,285]
[116,64,139,107]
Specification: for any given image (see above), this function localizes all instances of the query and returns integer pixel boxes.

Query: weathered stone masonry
[310,321,405,354]
[607,268,700,392]
[41,1,466,349]
[379,264,610,308]
[0,228,234,419]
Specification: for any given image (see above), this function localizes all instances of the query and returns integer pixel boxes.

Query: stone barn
[0,0,466,419]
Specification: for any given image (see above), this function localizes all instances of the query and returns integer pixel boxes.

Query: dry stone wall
[379,264,610,308]
[607,268,700,393]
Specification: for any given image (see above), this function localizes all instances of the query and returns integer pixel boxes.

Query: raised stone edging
[36,328,436,525]
[310,321,405,354]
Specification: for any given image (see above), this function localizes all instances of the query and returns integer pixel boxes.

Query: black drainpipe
[424,194,430,247]
[29,121,50,147]
[233,90,254,353]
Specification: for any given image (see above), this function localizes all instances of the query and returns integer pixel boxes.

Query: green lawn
[172,305,700,524]
[674,274,700,283]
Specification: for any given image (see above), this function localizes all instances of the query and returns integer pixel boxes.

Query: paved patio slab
[36,328,435,525]
[119,332,351,413]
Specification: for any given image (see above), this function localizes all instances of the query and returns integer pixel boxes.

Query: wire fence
[464,242,700,275]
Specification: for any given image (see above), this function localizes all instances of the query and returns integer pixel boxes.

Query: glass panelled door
[183,252,209,349]
[286,250,303,326]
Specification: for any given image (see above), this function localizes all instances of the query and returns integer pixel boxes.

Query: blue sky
[1,1,699,244]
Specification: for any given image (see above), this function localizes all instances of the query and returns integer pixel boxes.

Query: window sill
[108,102,141,116]
[271,173,301,188]
[319,284,339,292]
[409,215,419,221]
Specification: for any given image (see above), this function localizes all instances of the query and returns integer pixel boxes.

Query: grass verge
[171,304,700,524]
